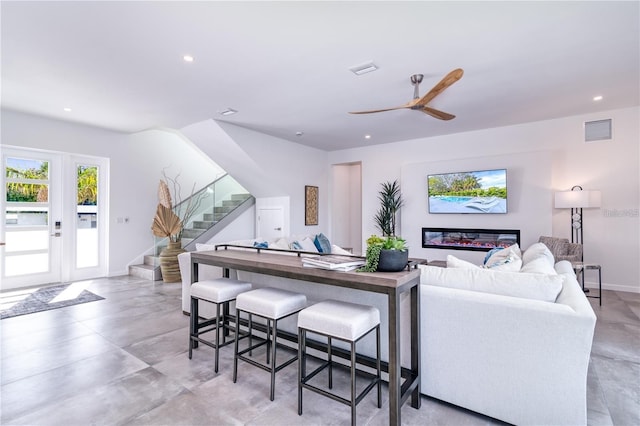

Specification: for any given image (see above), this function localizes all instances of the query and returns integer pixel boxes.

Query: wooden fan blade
[414,68,464,108]
[421,106,456,120]
[348,103,412,114]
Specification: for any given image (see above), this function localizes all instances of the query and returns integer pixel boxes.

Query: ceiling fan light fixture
[349,62,378,76]
[219,108,237,116]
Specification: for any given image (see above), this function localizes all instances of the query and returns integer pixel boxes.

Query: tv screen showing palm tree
[427,169,507,214]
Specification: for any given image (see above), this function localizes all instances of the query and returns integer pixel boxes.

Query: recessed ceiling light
[183,55,194,62]
[593,95,603,101]
[364,134,372,139]
[63,107,72,112]
[219,108,237,116]
[296,131,304,136]
[349,62,378,76]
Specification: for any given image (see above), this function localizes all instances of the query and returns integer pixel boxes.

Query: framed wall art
[305,185,318,226]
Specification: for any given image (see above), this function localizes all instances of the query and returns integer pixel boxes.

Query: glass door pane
[3,156,55,279]
[76,164,98,268]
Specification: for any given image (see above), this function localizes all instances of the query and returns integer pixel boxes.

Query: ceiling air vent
[584,119,612,142]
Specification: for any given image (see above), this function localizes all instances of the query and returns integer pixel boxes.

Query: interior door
[257,207,284,240]
[1,148,63,290]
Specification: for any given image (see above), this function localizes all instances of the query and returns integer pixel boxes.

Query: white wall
[1,109,224,276]
[401,151,552,263]
[328,106,639,293]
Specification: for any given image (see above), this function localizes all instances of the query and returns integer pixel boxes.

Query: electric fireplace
[422,227,520,252]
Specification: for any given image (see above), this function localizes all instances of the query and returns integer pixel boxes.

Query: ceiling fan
[349,68,464,120]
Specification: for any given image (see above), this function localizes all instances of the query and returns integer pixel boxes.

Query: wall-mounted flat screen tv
[428,168,507,214]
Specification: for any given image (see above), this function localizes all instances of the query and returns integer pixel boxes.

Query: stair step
[222,199,243,207]
[144,255,159,266]
[192,220,214,229]
[129,264,162,281]
[231,193,251,201]
[182,228,203,239]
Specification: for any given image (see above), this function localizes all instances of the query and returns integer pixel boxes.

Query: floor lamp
[554,185,601,260]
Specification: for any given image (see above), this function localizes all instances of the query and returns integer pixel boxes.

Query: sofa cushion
[419,265,563,302]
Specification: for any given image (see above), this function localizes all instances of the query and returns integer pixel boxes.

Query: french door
[1,147,108,290]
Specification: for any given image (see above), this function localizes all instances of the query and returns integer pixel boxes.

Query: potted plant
[359,180,408,272]
[359,235,408,272]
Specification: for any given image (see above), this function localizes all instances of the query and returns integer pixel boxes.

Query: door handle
[274,227,282,231]
[51,232,61,237]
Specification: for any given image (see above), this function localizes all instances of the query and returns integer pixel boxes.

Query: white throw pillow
[299,237,319,252]
[520,256,557,275]
[522,243,555,266]
[331,244,352,255]
[269,238,290,250]
[446,255,480,269]
[418,264,563,302]
[195,243,217,251]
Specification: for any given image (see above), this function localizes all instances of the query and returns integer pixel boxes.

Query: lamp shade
[554,190,601,209]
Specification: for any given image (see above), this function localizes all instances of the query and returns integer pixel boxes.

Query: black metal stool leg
[233,308,240,383]
[270,319,278,401]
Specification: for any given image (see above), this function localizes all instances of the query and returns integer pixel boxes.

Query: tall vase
[159,241,186,283]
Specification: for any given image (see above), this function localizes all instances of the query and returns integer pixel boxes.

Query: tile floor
[1,276,638,425]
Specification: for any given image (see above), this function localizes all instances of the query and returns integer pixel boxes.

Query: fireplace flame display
[422,228,520,252]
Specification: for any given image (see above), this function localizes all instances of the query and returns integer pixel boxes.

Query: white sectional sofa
[419,256,596,425]
[178,240,596,426]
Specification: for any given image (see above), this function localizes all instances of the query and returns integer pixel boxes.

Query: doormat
[1,283,104,320]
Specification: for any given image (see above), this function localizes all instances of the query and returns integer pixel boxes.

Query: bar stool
[297,299,381,426]
[233,287,307,401]
[189,278,252,373]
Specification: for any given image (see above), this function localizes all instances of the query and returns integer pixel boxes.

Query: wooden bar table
[191,248,421,425]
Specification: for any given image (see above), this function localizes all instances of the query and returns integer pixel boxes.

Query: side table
[573,263,602,306]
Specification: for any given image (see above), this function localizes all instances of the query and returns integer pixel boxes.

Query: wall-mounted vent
[584,118,612,142]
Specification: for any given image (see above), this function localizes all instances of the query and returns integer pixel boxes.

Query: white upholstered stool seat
[297,299,380,341]
[234,287,307,401]
[189,278,252,373]
[191,278,253,303]
[235,287,307,319]
[297,300,381,426]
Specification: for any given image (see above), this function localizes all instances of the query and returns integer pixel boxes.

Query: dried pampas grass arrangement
[151,169,203,243]
[151,204,181,238]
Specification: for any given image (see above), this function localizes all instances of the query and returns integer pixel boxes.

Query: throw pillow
[331,244,352,255]
[484,243,522,267]
[299,237,319,253]
[290,240,303,250]
[520,256,557,275]
[447,255,480,269]
[314,233,331,253]
[485,255,523,272]
[253,241,268,249]
[522,242,555,269]
[483,247,504,265]
[269,238,289,250]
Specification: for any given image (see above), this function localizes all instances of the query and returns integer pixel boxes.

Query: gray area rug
[1,283,104,319]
